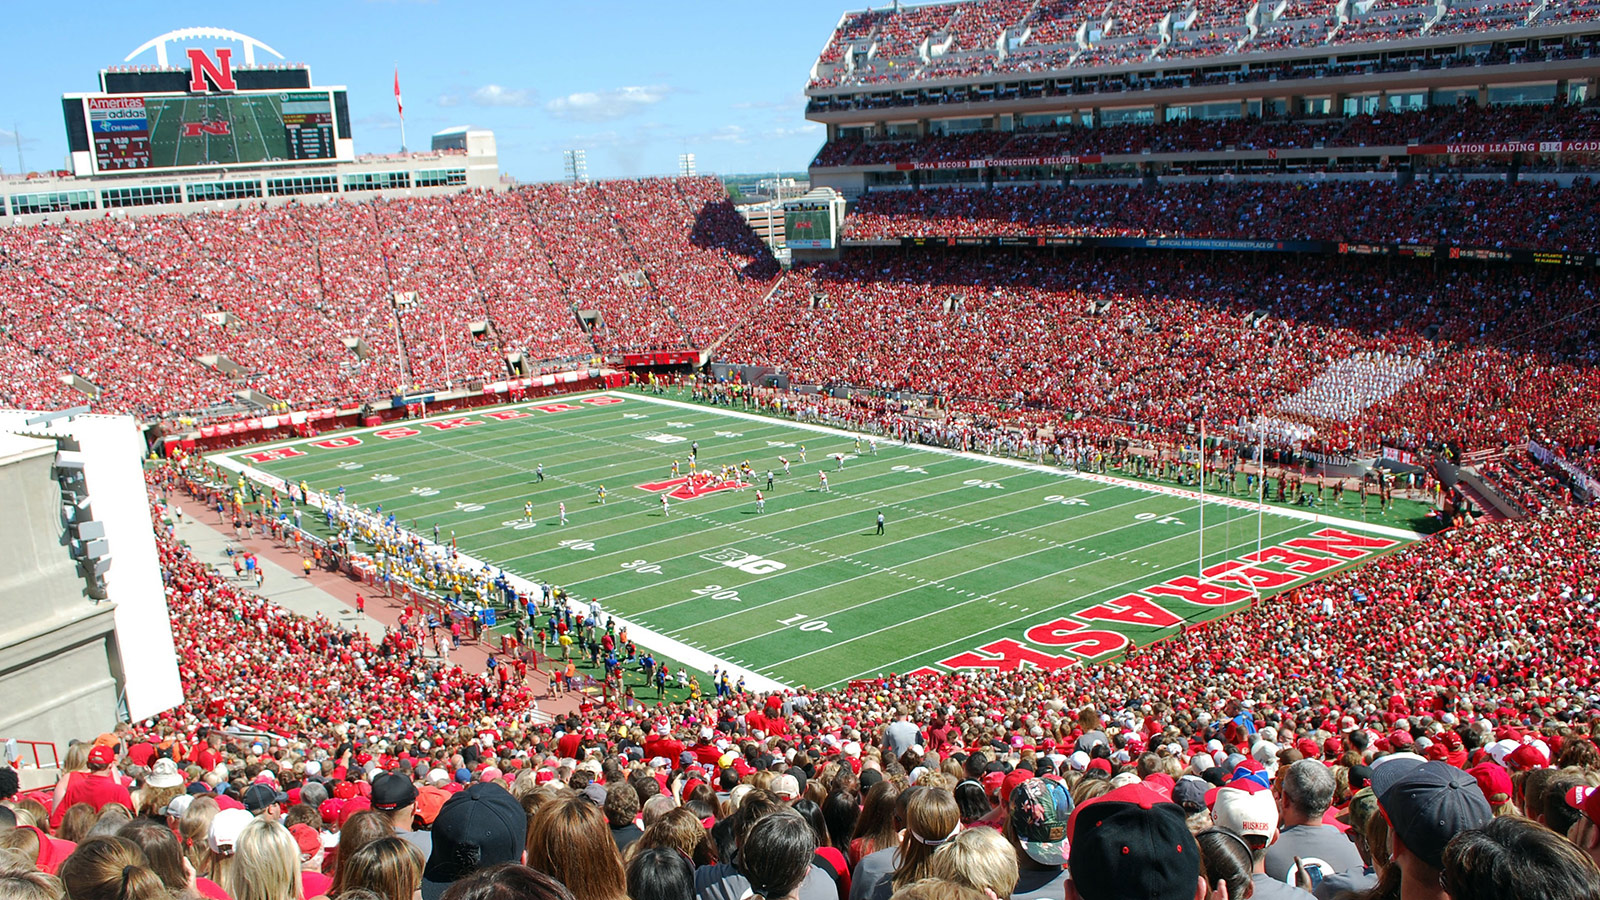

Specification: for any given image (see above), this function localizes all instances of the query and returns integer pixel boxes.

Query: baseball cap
[1007,777,1074,866]
[163,793,195,818]
[1506,743,1548,771]
[422,783,528,900]
[1067,783,1200,900]
[1566,785,1600,828]
[772,774,800,799]
[1336,788,1379,833]
[415,785,451,826]
[1212,785,1279,840]
[1000,768,1034,807]
[288,823,322,860]
[1468,763,1513,806]
[1172,776,1209,813]
[87,745,116,767]
[372,773,419,811]
[1371,759,1492,870]
[207,808,255,854]
[242,782,288,812]
[318,798,345,824]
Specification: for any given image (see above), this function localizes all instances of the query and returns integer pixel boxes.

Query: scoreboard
[81,91,340,174]
[86,97,152,170]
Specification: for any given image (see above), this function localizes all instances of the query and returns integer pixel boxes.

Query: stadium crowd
[716,251,1600,463]
[808,0,1600,88]
[3,181,1599,900]
[838,181,1600,251]
[808,102,1600,167]
[0,178,775,418]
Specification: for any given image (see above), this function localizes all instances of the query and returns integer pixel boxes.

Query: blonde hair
[180,795,220,876]
[61,743,90,775]
[223,819,303,900]
[892,789,962,890]
[928,827,1019,900]
[888,878,986,900]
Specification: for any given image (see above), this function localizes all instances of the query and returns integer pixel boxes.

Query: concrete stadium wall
[0,433,121,753]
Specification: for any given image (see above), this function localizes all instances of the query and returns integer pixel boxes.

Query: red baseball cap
[1567,786,1600,828]
[288,824,321,859]
[1468,763,1512,805]
[1000,769,1034,806]
[1507,744,1548,771]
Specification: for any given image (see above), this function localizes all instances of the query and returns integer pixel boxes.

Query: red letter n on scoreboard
[187,48,237,93]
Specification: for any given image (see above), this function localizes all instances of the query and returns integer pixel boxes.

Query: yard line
[709,505,1298,656]
[392,419,1085,588]
[811,521,1318,686]
[665,490,1206,639]
[511,466,1100,577]
[622,393,1425,541]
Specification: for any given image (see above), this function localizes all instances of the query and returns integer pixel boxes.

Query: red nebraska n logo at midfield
[187,48,237,92]
[182,121,232,137]
[635,476,748,501]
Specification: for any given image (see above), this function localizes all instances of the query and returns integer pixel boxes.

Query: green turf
[213,391,1419,690]
[145,94,306,168]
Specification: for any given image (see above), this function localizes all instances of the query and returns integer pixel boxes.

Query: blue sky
[0,1,845,182]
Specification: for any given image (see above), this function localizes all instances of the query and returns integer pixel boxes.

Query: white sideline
[210,389,1423,696]
[208,397,792,693]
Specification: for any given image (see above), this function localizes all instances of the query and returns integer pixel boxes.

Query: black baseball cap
[1172,776,1209,813]
[1067,783,1200,900]
[421,783,527,900]
[1371,759,1492,870]
[371,772,419,811]
[242,782,288,812]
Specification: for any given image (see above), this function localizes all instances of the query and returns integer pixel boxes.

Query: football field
[214,391,1421,691]
[145,95,290,168]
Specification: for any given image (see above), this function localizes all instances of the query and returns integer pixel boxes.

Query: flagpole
[395,66,407,152]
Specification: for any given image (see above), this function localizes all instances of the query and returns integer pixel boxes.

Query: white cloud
[699,125,749,145]
[546,85,675,122]
[472,84,537,107]
[436,93,461,108]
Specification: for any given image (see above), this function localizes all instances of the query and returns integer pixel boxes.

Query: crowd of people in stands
[809,102,1600,168]
[0,178,775,418]
[2,157,1600,899]
[840,181,1600,251]
[4,170,1598,498]
[808,0,1600,88]
[716,251,1600,466]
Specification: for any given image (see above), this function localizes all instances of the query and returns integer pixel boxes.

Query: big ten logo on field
[700,548,786,575]
[635,431,688,444]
